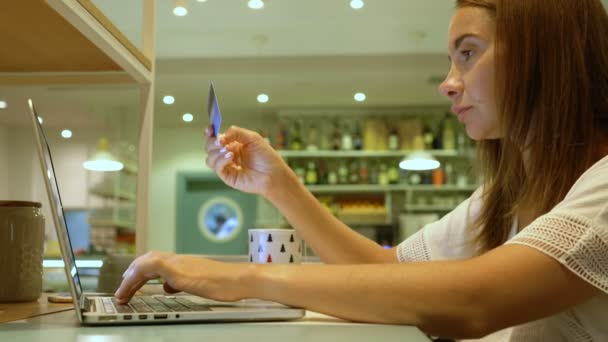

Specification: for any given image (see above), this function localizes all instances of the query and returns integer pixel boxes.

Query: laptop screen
[28,100,84,303]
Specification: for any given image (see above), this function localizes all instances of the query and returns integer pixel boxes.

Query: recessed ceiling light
[163,95,175,105]
[354,92,366,102]
[350,0,364,9]
[61,129,73,139]
[196,0,208,2]
[38,116,43,124]
[182,113,194,122]
[248,0,264,10]
[257,93,269,103]
[0,101,7,109]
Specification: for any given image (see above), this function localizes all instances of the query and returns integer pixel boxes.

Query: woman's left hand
[114,251,252,304]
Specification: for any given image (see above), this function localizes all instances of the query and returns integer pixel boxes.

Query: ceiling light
[61,129,73,139]
[399,151,440,171]
[350,0,364,10]
[257,93,269,103]
[182,113,194,122]
[354,92,366,102]
[163,95,175,105]
[38,116,43,124]
[196,0,208,2]
[173,0,188,16]
[83,137,124,172]
[248,0,264,10]
[0,101,7,109]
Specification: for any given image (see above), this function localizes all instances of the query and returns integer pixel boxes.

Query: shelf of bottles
[272,110,477,192]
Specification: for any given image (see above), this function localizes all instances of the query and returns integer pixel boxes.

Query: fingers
[221,125,262,146]
[114,252,167,304]
[163,282,180,294]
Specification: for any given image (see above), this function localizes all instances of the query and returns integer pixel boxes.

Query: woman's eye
[460,50,474,61]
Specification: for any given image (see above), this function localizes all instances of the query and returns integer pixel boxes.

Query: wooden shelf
[279,150,471,159]
[0,0,152,84]
[306,184,477,193]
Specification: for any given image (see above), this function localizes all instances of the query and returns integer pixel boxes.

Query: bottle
[388,127,400,151]
[348,160,359,184]
[327,165,338,185]
[353,121,363,150]
[305,161,318,185]
[341,123,353,151]
[359,159,369,184]
[369,161,379,184]
[387,162,400,184]
[442,115,455,150]
[408,172,422,185]
[422,125,434,150]
[306,124,319,151]
[432,168,445,187]
[378,163,389,185]
[457,132,467,152]
[338,160,349,184]
[293,163,305,184]
[331,120,342,150]
[277,120,286,150]
[444,162,454,185]
[289,121,303,151]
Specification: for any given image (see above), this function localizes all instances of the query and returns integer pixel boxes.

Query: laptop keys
[111,298,134,313]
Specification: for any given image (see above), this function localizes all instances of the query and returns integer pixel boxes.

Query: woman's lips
[453,106,473,122]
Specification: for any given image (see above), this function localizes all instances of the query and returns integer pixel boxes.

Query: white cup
[248,229,302,264]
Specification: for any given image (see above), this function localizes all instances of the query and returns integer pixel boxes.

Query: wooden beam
[0,72,136,86]
[135,0,156,255]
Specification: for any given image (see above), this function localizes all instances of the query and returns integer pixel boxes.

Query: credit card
[207,82,222,137]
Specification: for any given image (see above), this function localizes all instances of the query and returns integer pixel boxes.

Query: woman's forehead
[448,7,495,50]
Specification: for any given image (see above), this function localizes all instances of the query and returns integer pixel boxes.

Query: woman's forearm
[265,170,394,264]
[246,261,484,338]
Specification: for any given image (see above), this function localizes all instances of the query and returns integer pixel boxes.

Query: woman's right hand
[205,125,293,198]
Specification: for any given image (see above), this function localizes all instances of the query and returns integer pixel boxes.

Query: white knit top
[396,154,608,341]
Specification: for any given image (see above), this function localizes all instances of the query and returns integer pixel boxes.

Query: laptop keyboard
[101,296,211,314]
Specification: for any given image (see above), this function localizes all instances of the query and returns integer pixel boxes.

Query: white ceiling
[1,0,607,130]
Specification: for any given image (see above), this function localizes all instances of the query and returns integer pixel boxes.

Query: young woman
[115,0,608,339]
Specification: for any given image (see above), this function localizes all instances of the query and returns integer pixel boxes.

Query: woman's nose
[439,72,463,99]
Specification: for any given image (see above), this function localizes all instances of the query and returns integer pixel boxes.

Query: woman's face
[439,7,501,140]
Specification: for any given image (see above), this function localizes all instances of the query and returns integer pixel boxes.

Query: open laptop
[27,99,305,325]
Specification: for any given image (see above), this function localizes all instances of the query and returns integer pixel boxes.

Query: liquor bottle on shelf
[378,163,389,185]
[353,121,363,150]
[341,123,353,151]
[348,160,359,184]
[408,172,422,185]
[457,132,467,152]
[422,125,434,150]
[338,160,349,184]
[388,127,400,151]
[369,161,379,184]
[442,115,456,150]
[327,164,338,185]
[432,167,445,186]
[305,161,318,185]
[331,120,342,150]
[317,160,328,185]
[444,162,455,185]
[387,161,400,184]
[359,159,369,184]
[432,126,442,150]
[293,162,305,184]
[319,124,331,150]
[289,121,303,151]
[306,124,319,151]
[277,120,286,149]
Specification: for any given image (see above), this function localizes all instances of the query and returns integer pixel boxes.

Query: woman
[115,0,608,339]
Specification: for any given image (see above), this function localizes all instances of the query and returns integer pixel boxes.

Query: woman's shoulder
[552,153,608,222]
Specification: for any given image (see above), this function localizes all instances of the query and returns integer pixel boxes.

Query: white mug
[248,229,302,264]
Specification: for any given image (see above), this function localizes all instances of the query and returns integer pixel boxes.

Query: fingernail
[225,152,233,159]
[214,140,221,147]
[220,147,227,153]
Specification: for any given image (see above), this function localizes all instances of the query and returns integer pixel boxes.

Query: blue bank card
[208,82,222,137]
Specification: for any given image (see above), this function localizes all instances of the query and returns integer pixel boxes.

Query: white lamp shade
[399,151,440,171]
[83,138,124,172]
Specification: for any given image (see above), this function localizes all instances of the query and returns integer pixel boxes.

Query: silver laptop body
[28,99,305,325]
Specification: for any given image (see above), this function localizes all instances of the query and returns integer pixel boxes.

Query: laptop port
[123,315,132,320]
[138,315,148,320]
[153,314,168,319]
[98,316,117,322]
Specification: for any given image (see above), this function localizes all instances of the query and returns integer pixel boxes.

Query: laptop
[27,99,305,325]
